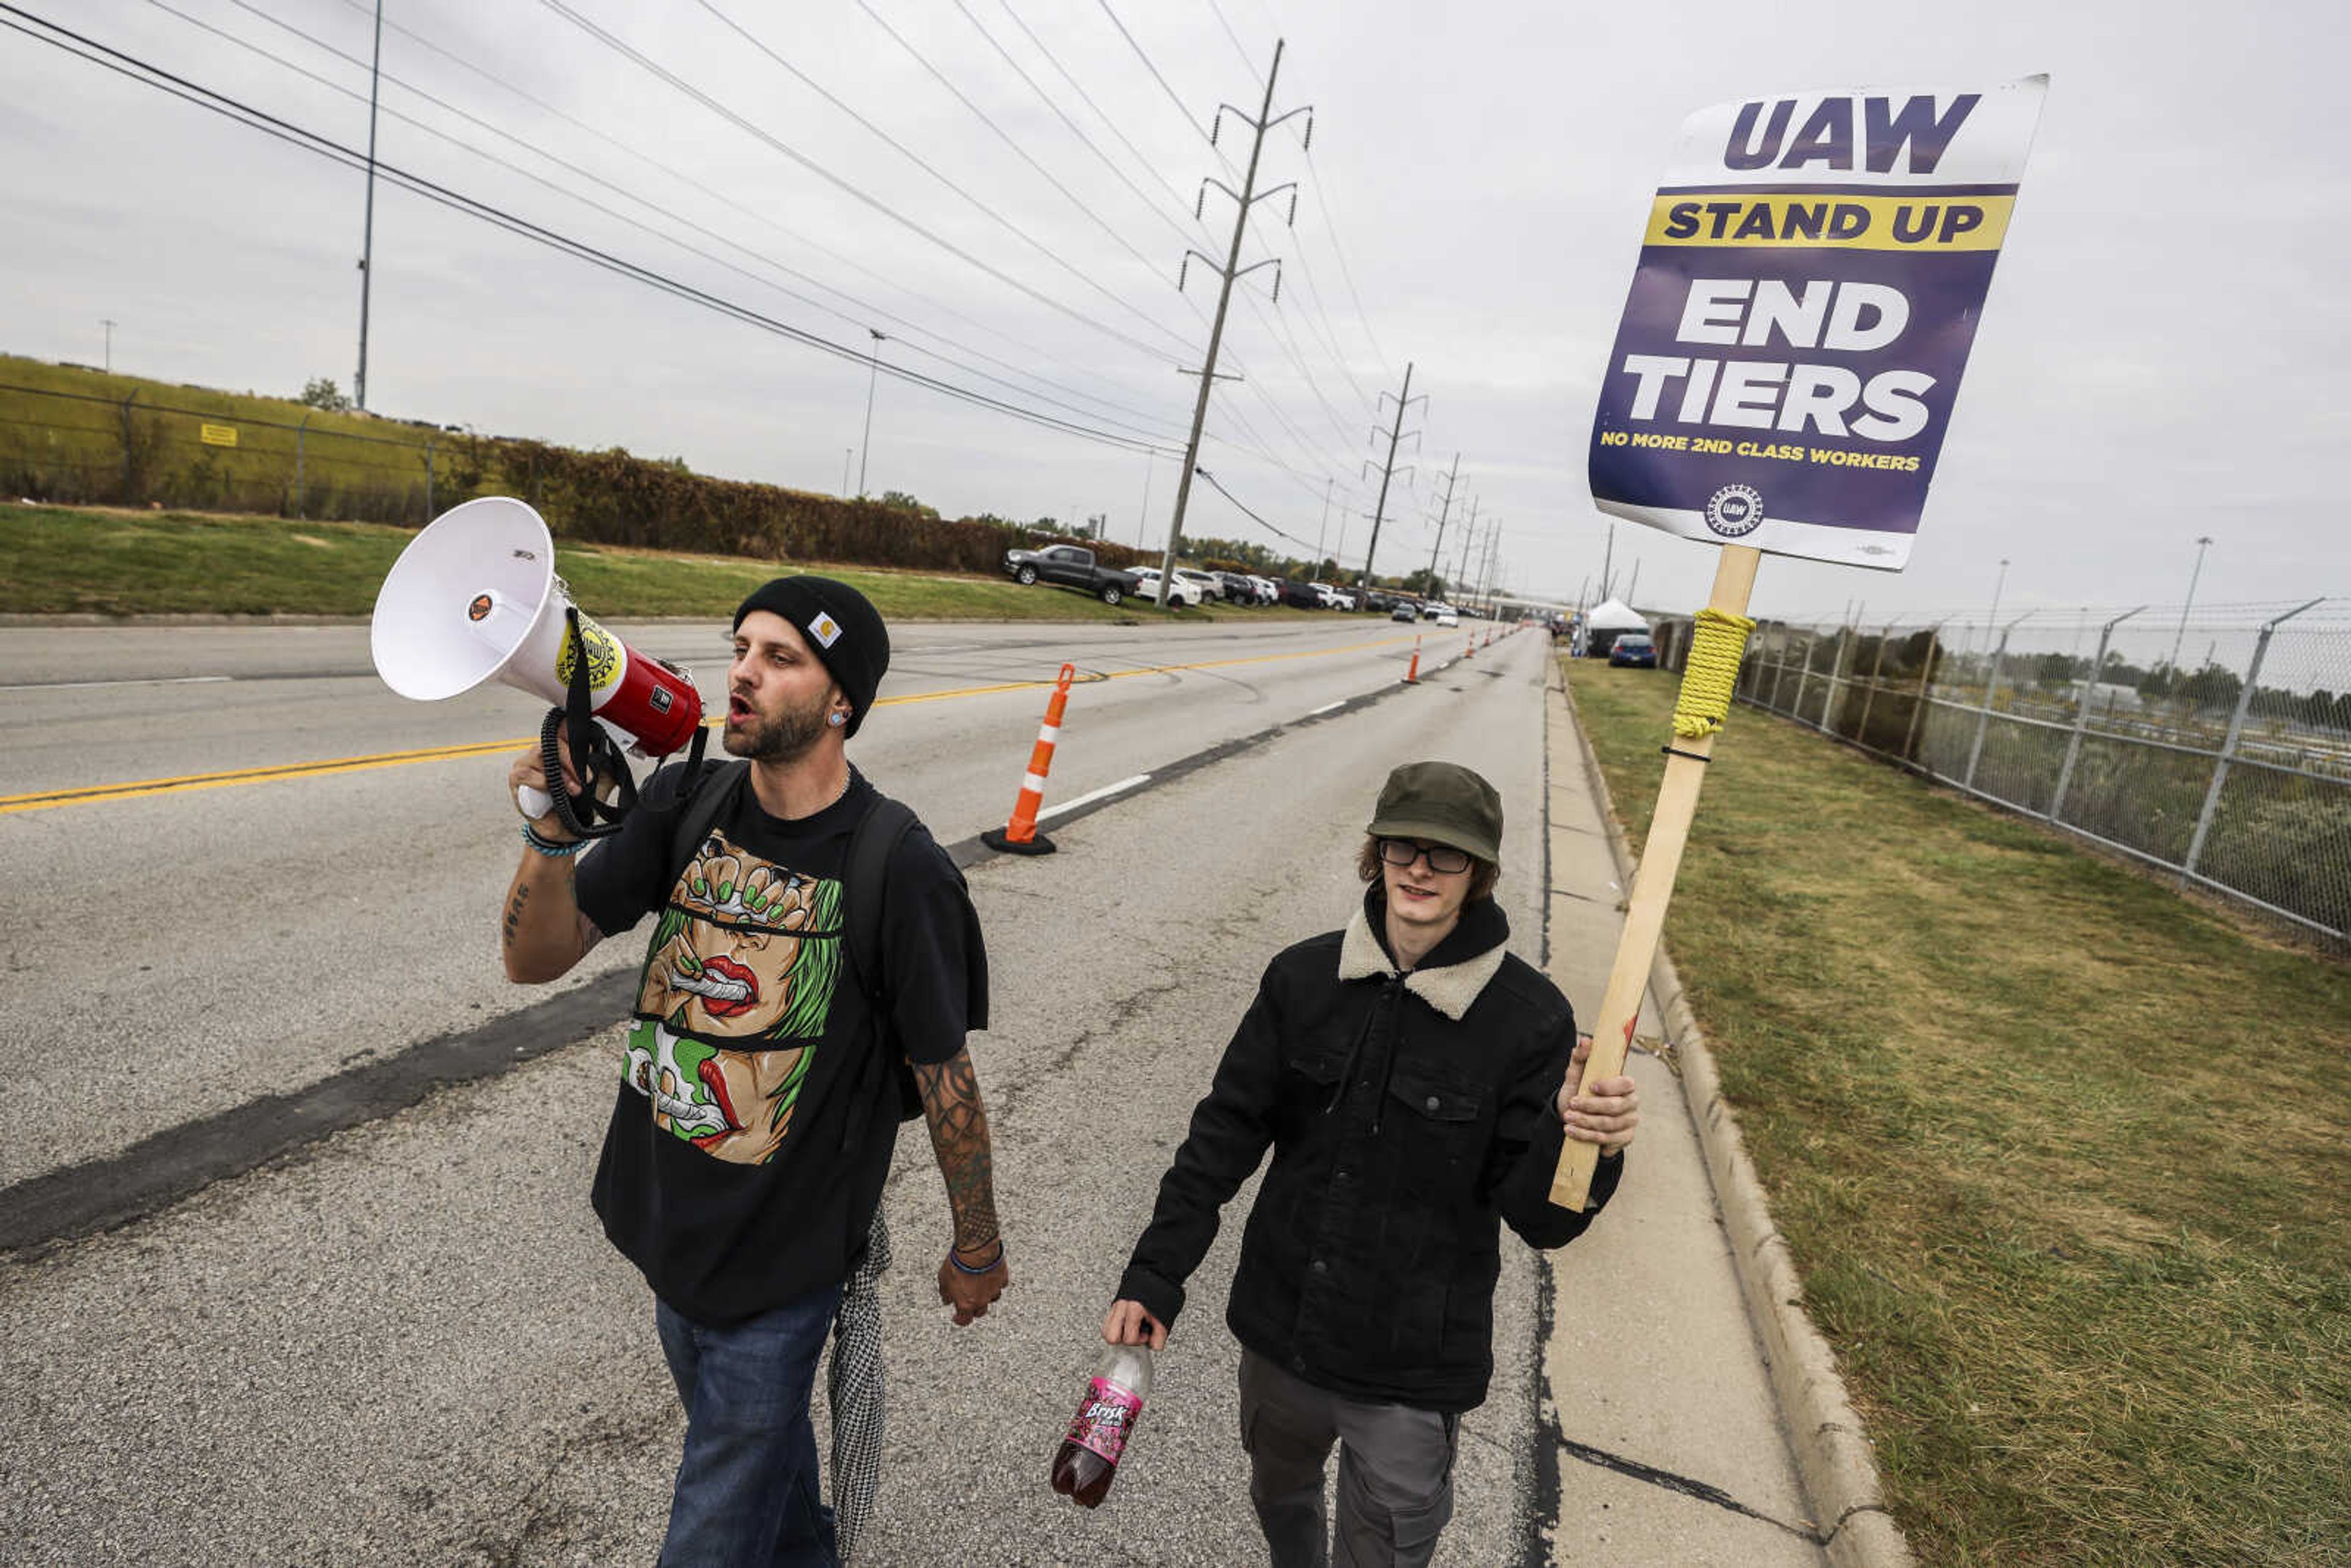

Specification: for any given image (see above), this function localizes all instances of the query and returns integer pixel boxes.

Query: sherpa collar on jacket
[1338,890,1510,1021]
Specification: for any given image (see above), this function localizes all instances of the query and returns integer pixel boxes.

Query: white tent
[1584,597,1648,631]
[1578,597,1649,657]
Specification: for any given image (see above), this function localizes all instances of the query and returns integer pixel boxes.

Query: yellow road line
[2,631,1421,816]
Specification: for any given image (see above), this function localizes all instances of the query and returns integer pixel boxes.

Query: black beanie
[732,576,890,737]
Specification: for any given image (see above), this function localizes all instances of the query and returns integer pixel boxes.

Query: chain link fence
[1670,604,2351,943]
[0,381,447,523]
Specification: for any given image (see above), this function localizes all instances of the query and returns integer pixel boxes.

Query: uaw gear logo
[555,617,626,696]
[1703,483,1764,539]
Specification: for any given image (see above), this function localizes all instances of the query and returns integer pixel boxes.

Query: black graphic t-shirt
[575,766,987,1324]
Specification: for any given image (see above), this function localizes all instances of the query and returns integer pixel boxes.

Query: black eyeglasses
[1376,838,1472,875]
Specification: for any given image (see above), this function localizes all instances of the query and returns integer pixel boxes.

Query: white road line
[6,675,234,692]
[1307,700,1344,716]
[1035,772,1153,821]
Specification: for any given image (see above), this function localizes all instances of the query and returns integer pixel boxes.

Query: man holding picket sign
[1559,77,2047,1211]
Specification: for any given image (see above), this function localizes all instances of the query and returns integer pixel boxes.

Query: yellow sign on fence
[199,423,238,448]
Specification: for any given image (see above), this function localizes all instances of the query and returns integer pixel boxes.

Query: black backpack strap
[842,796,917,1005]
[839,794,920,1142]
[664,759,749,874]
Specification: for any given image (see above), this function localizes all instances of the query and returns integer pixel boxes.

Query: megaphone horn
[371,497,706,826]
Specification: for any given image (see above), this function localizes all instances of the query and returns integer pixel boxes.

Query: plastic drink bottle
[1050,1343,1153,1507]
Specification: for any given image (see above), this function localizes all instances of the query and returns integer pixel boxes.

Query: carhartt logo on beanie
[733,577,890,736]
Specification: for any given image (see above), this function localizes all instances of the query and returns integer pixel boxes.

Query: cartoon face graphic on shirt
[623,829,846,1166]
[624,1019,812,1164]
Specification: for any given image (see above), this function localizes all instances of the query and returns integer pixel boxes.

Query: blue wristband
[521,823,588,858]
[948,1240,1004,1275]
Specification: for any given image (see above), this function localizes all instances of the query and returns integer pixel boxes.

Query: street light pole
[1983,555,2009,666]
[100,318,115,372]
[856,329,886,497]
[354,0,384,411]
[2167,535,2214,677]
[841,448,853,498]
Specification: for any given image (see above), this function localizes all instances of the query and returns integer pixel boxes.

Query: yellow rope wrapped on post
[1671,608,1757,738]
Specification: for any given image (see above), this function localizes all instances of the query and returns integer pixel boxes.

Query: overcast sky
[2,0,2343,635]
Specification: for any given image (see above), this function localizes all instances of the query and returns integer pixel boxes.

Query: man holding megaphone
[498,576,1005,1567]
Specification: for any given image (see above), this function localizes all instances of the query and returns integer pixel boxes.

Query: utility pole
[1599,521,1616,602]
[99,318,115,373]
[1356,361,1422,606]
[1424,451,1460,592]
[857,329,887,497]
[1310,476,1333,581]
[1157,40,1310,606]
[354,0,384,411]
[1453,497,1479,599]
[1477,522,1501,618]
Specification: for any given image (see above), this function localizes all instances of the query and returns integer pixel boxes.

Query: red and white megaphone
[370,497,705,820]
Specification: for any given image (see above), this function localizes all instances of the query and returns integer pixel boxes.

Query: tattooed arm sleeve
[909,1049,1001,1253]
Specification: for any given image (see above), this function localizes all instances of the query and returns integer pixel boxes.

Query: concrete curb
[1550,658,1913,1568]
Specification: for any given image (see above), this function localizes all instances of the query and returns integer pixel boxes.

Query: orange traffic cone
[983,662,1077,857]
[1404,636,1422,685]
[1464,636,1475,659]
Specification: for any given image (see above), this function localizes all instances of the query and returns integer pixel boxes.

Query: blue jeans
[655,1284,845,1568]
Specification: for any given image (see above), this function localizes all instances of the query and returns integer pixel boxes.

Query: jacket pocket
[1382,1068,1486,1179]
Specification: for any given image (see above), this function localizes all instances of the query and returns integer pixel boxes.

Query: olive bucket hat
[1365,760,1503,865]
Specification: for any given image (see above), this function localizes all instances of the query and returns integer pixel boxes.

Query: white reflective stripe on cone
[1022,773,1049,793]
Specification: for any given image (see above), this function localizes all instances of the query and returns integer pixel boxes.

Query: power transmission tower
[1356,361,1422,605]
[1156,40,1311,605]
[1453,496,1480,599]
[1425,451,1460,591]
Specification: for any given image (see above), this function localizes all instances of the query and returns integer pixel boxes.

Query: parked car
[1280,579,1325,609]
[1389,603,1418,623]
[1329,590,1357,611]
[1215,571,1259,604]
[1429,604,1460,627]
[999,542,1139,605]
[1174,567,1224,602]
[1608,632,1659,668]
[1130,567,1204,607]
[1247,574,1280,605]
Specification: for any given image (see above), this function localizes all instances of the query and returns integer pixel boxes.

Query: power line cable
[299,0,1187,435]
[1086,0,1381,416]
[0,6,1183,457]
[1091,0,1215,143]
[1301,142,1392,378]
[983,0,1373,448]
[684,0,1196,358]
[167,0,1190,446]
[533,0,1185,366]
[1201,0,1262,85]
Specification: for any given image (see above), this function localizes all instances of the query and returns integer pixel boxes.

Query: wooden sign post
[1552,545,1758,1210]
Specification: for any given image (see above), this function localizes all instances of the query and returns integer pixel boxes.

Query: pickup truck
[999,542,1141,605]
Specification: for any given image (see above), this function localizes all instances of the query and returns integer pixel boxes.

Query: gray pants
[1238,1349,1459,1568]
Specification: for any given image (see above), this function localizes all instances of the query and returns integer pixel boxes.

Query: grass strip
[0,503,1308,625]
[1565,656,2350,1567]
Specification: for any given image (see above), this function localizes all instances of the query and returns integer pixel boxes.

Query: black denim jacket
[1117,891,1623,1413]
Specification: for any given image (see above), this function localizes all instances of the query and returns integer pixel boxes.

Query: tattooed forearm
[911,1049,1001,1253]
[501,882,530,951]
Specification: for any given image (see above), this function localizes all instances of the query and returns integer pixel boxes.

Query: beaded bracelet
[522,823,590,858]
[947,1239,1005,1275]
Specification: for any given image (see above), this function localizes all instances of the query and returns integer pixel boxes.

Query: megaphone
[371,497,705,827]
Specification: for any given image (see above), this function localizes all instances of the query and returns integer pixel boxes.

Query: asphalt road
[0,612,1588,1566]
